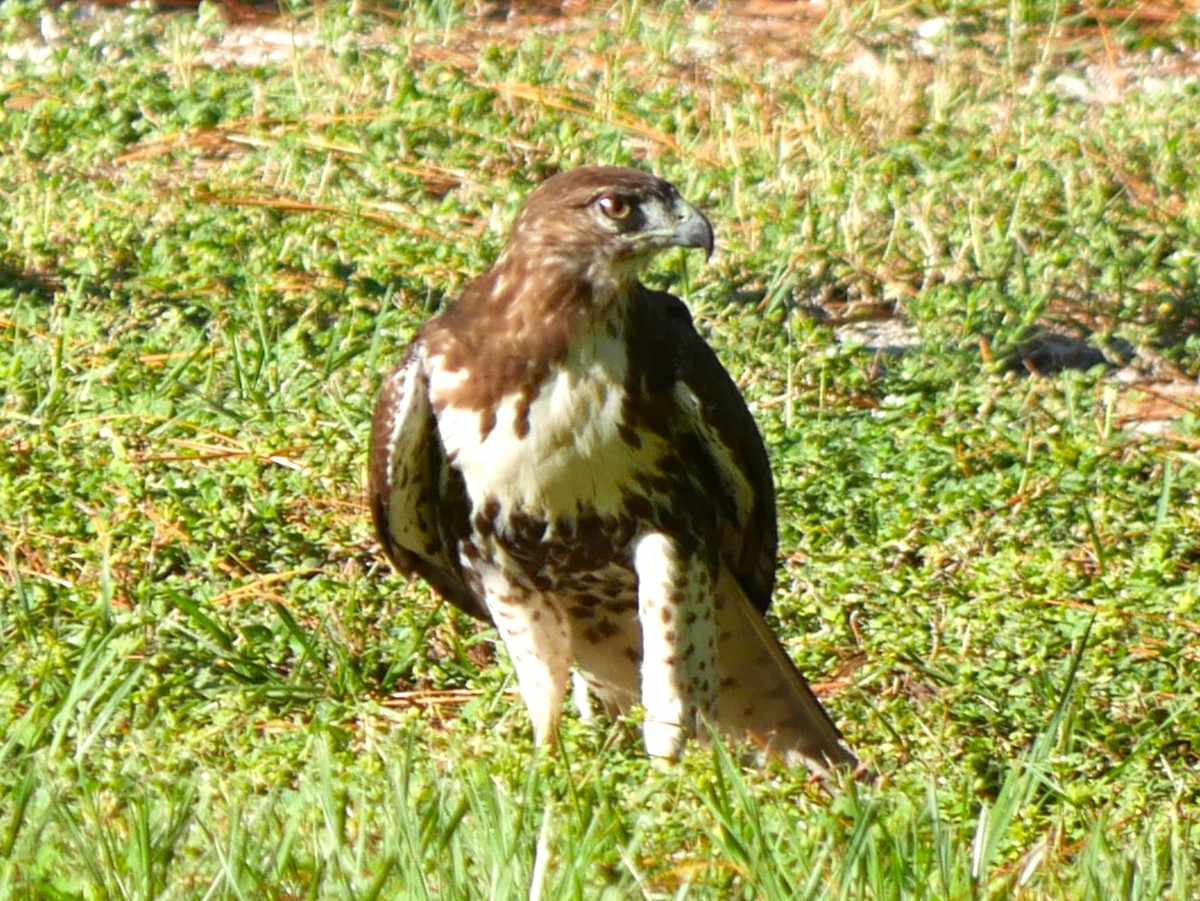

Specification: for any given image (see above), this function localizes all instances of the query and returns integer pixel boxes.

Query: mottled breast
[431,328,658,513]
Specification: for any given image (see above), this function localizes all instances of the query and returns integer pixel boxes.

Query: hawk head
[497,166,714,289]
[429,167,716,390]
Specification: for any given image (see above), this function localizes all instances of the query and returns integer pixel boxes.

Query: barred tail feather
[714,568,859,777]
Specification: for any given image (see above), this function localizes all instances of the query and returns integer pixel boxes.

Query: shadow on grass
[0,261,62,302]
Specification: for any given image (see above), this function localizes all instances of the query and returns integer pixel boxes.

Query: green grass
[1,0,1198,897]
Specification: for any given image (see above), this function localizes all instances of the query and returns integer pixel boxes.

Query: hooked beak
[672,204,715,260]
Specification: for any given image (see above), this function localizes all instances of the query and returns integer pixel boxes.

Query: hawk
[369,166,857,776]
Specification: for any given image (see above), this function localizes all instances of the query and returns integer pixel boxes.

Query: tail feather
[713,568,859,777]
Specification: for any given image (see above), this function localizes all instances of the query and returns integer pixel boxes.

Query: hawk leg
[633,532,717,759]
[485,587,572,746]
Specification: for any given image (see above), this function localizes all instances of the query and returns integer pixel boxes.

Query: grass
[1,0,1198,896]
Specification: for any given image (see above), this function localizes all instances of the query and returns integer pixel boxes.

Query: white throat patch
[430,327,659,520]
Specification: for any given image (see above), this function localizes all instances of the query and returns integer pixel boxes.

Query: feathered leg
[485,588,572,746]
[634,532,718,759]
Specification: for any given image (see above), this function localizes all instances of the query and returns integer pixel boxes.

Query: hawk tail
[714,569,859,778]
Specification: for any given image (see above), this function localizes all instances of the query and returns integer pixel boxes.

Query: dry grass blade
[484,80,707,161]
[194,190,452,241]
[381,688,486,709]
[211,568,321,605]
[135,347,220,367]
[130,437,305,470]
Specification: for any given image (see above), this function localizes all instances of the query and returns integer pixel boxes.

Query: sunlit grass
[1,0,1198,896]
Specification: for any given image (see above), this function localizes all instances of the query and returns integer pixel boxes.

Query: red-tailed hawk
[369,166,857,776]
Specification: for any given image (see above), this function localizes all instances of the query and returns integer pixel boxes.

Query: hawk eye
[596,193,632,220]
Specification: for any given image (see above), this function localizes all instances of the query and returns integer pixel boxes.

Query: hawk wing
[367,341,487,622]
[636,288,777,612]
[632,289,855,771]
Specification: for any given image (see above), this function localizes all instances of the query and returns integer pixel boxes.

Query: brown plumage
[369,166,857,776]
